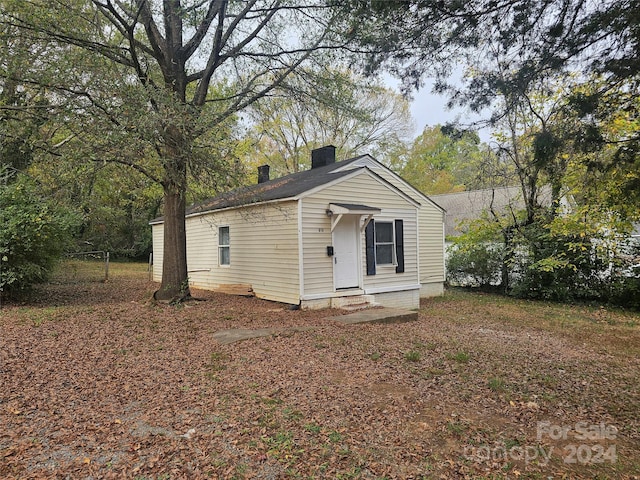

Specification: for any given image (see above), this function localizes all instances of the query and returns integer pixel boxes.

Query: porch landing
[325,307,418,325]
[212,308,417,344]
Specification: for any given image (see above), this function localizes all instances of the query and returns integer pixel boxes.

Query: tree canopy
[246,68,413,177]
[343,0,639,173]
[390,125,485,194]
[1,0,360,301]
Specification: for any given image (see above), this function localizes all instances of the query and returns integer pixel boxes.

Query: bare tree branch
[181,0,224,60]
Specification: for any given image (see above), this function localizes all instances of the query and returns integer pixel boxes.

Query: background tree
[245,68,413,177]
[389,125,484,194]
[2,0,358,301]
[31,160,163,259]
[27,83,248,261]
[342,0,639,184]
[447,70,640,306]
[0,17,56,177]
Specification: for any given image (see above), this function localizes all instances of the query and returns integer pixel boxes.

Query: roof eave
[149,196,299,226]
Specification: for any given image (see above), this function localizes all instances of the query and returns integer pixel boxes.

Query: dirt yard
[1,262,639,479]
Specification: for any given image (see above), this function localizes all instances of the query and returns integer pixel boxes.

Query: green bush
[500,222,639,310]
[446,241,504,288]
[605,241,640,310]
[446,208,640,309]
[510,236,604,302]
[0,174,79,299]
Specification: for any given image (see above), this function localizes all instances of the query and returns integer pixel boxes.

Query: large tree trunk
[155,183,190,302]
[154,125,191,302]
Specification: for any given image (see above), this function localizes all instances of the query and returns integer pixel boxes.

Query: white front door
[333,216,360,289]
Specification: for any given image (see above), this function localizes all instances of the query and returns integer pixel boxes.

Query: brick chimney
[257,164,270,184]
[311,145,336,169]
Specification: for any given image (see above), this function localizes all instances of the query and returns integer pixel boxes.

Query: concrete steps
[330,294,377,310]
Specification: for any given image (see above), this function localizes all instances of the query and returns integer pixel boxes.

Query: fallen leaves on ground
[0,264,638,479]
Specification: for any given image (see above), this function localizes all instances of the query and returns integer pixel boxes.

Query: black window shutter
[395,219,404,273]
[365,220,376,276]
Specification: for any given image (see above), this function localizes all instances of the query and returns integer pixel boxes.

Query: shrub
[0,174,79,299]
[447,241,504,288]
[606,247,640,310]
[444,200,640,308]
[509,223,639,308]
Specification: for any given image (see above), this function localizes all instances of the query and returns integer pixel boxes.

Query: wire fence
[50,251,110,284]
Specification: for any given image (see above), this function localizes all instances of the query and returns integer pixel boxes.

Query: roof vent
[311,145,336,169]
[257,164,270,184]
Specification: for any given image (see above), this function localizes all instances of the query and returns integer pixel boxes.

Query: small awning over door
[327,203,381,232]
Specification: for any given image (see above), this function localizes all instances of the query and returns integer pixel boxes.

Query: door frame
[331,215,362,291]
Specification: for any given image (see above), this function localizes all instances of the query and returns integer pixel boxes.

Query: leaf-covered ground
[1,262,639,479]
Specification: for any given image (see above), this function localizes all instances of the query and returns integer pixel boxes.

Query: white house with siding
[150,146,445,310]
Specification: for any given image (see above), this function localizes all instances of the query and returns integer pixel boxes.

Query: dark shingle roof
[150,156,366,223]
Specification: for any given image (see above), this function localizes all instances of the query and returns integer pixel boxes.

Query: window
[218,226,230,265]
[374,221,395,265]
[366,219,405,275]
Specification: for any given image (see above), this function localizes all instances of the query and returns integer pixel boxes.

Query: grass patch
[29,308,57,327]
[282,407,303,421]
[264,431,303,466]
[446,419,468,437]
[304,422,322,434]
[488,377,507,392]
[205,351,229,380]
[447,351,470,363]
[404,350,421,362]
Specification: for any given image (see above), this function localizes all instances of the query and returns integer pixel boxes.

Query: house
[150,146,445,310]
[430,185,553,241]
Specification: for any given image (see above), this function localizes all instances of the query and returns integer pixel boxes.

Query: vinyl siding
[418,206,446,285]
[301,169,419,297]
[343,163,445,285]
[153,201,300,305]
[151,224,164,283]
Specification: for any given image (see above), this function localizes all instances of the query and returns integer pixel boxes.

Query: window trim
[373,221,397,266]
[218,225,230,266]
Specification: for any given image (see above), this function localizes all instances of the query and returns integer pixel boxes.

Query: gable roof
[150,152,438,224]
[430,186,552,238]
[151,155,379,224]
[332,154,445,212]
[193,157,367,212]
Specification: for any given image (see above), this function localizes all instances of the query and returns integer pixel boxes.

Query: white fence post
[105,252,110,282]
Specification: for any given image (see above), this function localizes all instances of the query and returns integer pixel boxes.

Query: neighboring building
[430,186,553,241]
[150,146,445,310]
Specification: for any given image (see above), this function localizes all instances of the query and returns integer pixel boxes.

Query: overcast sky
[409,85,458,133]
[386,75,492,143]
